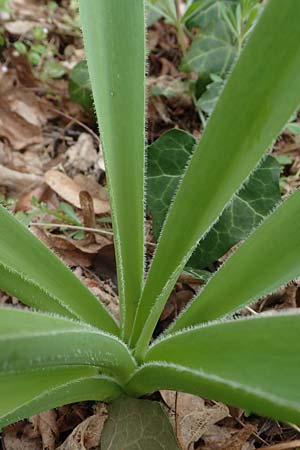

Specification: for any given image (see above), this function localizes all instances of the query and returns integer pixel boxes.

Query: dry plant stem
[174,0,187,55]
[48,107,100,143]
[259,440,300,450]
[32,222,114,236]
[32,223,156,247]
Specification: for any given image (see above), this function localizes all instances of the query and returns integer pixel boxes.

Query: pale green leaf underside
[79,0,146,341]
[186,0,238,30]
[0,309,136,382]
[0,205,118,335]
[170,190,300,332]
[127,314,300,424]
[131,0,300,357]
[147,128,281,269]
[183,21,236,75]
[0,368,121,430]
[101,396,180,450]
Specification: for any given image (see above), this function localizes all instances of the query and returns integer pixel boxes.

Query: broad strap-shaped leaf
[169,190,300,332]
[147,129,281,269]
[0,368,121,430]
[0,205,118,335]
[0,308,136,382]
[79,0,146,342]
[131,0,300,358]
[126,314,300,424]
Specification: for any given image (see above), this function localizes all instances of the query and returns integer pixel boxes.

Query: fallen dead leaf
[74,174,109,201]
[4,20,40,34]
[44,170,110,214]
[65,133,98,173]
[161,391,229,450]
[0,164,42,190]
[57,405,108,450]
[3,88,48,127]
[29,410,58,450]
[0,108,42,149]
[4,48,37,87]
[32,226,94,268]
[85,276,119,320]
[200,424,256,450]
[3,426,42,450]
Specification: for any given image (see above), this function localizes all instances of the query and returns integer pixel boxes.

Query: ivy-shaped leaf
[185,0,239,31]
[182,20,237,76]
[147,129,281,269]
[69,60,93,110]
[101,396,180,450]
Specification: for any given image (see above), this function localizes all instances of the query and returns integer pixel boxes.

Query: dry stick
[48,107,100,143]
[32,222,114,236]
[32,222,157,247]
[259,440,300,450]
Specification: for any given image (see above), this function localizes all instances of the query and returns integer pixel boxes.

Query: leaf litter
[1,0,300,449]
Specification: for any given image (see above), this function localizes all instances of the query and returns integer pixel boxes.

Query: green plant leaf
[148,0,177,22]
[182,21,236,76]
[169,190,300,332]
[0,205,118,335]
[79,0,146,342]
[185,0,238,30]
[131,0,300,359]
[197,79,223,114]
[0,368,121,430]
[147,129,281,269]
[69,60,94,110]
[127,313,300,424]
[101,396,180,450]
[0,308,136,382]
[286,122,300,135]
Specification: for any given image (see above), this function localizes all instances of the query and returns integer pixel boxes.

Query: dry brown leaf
[3,425,41,450]
[0,87,49,149]
[85,277,119,320]
[4,20,40,34]
[200,424,256,450]
[44,170,110,215]
[74,174,109,201]
[2,88,48,126]
[161,391,229,450]
[0,109,42,149]
[65,133,98,173]
[29,410,58,450]
[4,48,37,87]
[0,165,42,190]
[57,406,108,450]
[32,226,94,268]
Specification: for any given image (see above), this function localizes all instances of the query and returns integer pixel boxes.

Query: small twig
[259,440,300,450]
[32,222,114,236]
[48,107,100,143]
[245,306,258,315]
[32,222,157,247]
[287,423,300,434]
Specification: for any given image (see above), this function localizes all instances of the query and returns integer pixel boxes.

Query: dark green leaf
[147,129,281,269]
[182,21,236,76]
[101,396,180,450]
[185,0,239,31]
[69,60,94,110]
[197,79,223,114]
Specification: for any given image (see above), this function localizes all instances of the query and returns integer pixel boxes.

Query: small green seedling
[1,0,300,441]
